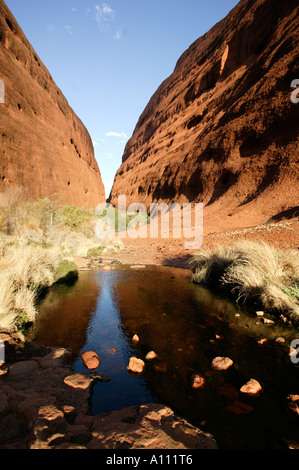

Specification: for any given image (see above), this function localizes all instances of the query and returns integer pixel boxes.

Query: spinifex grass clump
[190,240,299,321]
[0,244,60,331]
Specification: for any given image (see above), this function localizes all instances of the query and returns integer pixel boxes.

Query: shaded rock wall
[110,0,299,232]
[0,0,105,208]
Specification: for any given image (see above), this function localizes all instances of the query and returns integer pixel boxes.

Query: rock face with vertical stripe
[110,0,299,231]
[0,0,105,208]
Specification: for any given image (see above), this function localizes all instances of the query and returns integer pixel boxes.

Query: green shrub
[54,259,78,284]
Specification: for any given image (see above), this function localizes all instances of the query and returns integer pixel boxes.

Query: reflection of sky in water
[33,266,299,449]
[72,270,155,414]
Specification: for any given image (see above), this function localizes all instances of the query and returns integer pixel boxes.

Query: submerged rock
[227,400,254,414]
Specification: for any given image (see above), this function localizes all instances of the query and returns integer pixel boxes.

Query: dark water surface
[31,265,299,449]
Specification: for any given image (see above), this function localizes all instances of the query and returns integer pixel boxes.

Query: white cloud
[105,131,128,139]
[114,30,122,40]
[95,3,115,30]
[64,25,74,35]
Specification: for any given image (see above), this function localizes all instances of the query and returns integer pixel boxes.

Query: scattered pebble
[256,311,264,316]
[257,339,268,345]
[191,374,205,390]
[81,351,100,370]
[288,394,299,402]
[211,357,234,371]
[132,334,139,343]
[145,351,157,361]
[275,337,285,343]
[127,357,145,374]
[261,317,275,325]
[240,378,262,397]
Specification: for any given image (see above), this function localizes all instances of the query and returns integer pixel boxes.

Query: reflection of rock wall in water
[0,0,105,208]
[32,273,101,357]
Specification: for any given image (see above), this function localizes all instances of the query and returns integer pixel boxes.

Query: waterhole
[31,265,299,449]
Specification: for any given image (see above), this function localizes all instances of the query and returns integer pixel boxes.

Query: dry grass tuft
[0,245,60,330]
[190,240,299,320]
[0,189,123,331]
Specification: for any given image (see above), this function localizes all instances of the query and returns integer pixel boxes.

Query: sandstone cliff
[110,0,299,232]
[0,0,105,208]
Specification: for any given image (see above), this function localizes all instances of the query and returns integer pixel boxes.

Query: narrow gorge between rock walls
[30,265,299,449]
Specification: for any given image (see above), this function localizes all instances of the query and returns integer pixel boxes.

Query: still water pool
[31,265,299,449]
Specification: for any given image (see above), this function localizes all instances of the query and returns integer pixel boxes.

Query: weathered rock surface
[0,333,217,449]
[89,403,218,449]
[110,0,299,233]
[0,0,105,208]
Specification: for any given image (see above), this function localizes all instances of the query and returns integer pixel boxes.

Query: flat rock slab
[64,373,93,390]
[9,360,39,377]
[90,404,218,449]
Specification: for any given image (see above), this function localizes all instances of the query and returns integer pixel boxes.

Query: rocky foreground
[0,332,217,449]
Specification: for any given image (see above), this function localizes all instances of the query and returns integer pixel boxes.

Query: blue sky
[5,0,239,198]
